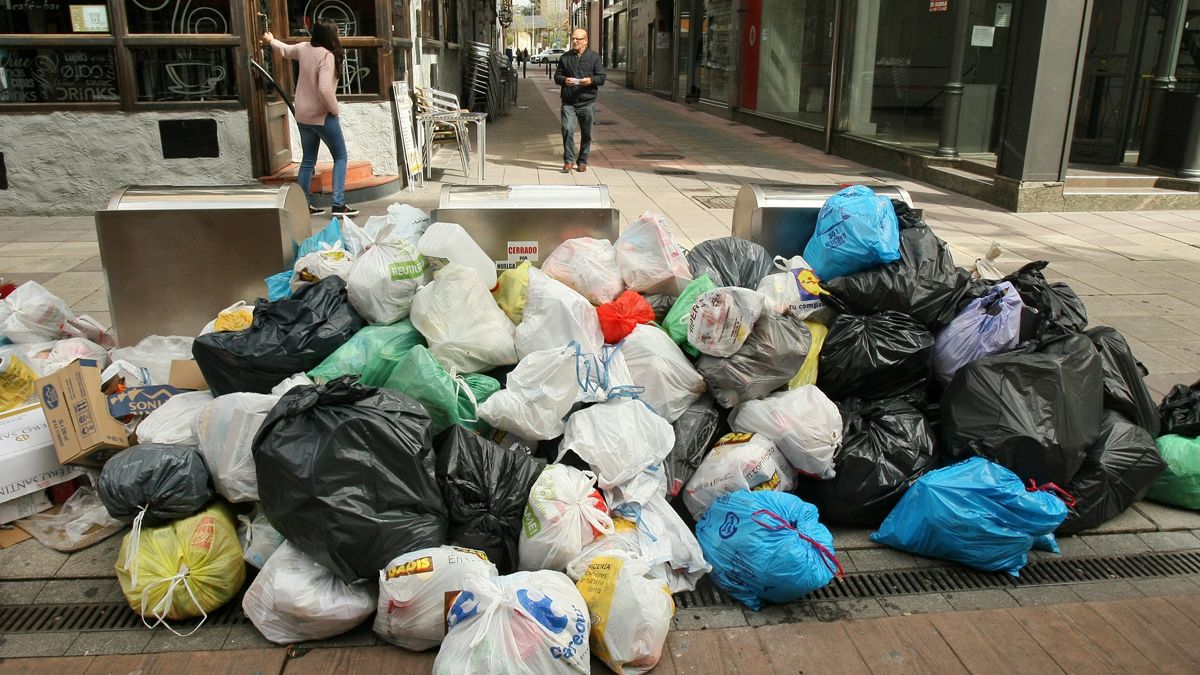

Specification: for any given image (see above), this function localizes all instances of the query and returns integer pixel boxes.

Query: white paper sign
[971,25,995,48]
[995,3,1012,28]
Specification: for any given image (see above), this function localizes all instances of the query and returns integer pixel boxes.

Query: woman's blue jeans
[297,113,348,207]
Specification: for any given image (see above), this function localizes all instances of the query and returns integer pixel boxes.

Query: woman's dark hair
[309,18,343,80]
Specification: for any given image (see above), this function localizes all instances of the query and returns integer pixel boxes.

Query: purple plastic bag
[933,281,1023,384]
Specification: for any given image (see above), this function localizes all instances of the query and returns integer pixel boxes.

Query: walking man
[554,28,605,173]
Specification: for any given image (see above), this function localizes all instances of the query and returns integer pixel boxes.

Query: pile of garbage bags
[5,186,1194,668]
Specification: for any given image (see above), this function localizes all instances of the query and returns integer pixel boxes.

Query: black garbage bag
[98,444,213,526]
[1058,410,1166,535]
[665,394,724,498]
[817,311,935,402]
[193,276,366,396]
[1087,327,1160,437]
[794,397,938,526]
[1159,379,1200,438]
[253,376,446,582]
[942,333,1103,485]
[644,293,678,324]
[686,237,776,289]
[435,426,545,574]
[1003,261,1088,338]
[822,202,984,330]
[696,312,812,408]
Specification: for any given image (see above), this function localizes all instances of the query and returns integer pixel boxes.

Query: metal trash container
[96,184,310,346]
[431,184,620,270]
[732,184,915,259]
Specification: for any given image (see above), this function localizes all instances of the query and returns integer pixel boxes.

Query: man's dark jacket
[554,49,606,105]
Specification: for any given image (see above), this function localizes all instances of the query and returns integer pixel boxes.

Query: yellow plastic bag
[214,305,253,332]
[116,503,245,634]
[0,353,36,412]
[788,320,829,389]
[576,553,674,675]
[492,261,531,324]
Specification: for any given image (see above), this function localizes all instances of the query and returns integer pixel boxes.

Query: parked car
[530,48,567,64]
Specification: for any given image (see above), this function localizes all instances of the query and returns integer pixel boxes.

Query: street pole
[1140,0,1187,168]
[935,0,972,158]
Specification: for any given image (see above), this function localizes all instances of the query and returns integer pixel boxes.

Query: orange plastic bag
[597,290,655,344]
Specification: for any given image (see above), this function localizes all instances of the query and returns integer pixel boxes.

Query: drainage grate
[654,169,698,176]
[693,195,738,209]
[674,550,1200,609]
[0,600,252,634]
[635,152,686,160]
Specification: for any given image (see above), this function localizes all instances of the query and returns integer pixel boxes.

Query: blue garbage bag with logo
[803,185,901,281]
[870,457,1070,576]
[696,489,843,611]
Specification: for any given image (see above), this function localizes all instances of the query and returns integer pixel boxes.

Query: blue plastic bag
[803,185,901,281]
[265,270,295,301]
[298,218,343,258]
[696,489,842,610]
[870,457,1070,576]
[933,281,1024,384]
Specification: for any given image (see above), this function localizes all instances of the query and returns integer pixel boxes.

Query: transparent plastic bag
[0,281,74,343]
[110,335,195,386]
[731,385,841,479]
[516,267,604,358]
[683,433,795,519]
[237,508,285,569]
[196,392,279,502]
[542,237,625,305]
[687,287,766,358]
[614,212,692,296]
[621,324,705,423]
[16,486,125,552]
[135,391,214,446]
[410,264,517,374]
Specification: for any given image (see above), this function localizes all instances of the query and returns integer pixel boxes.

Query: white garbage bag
[574,551,674,675]
[374,545,499,651]
[242,542,376,644]
[384,203,431,244]
[336,215,371,257]
[682,433,795,519]
[410,264,518,374]
[614,212,692,296]
[478,346,579,440]
[434,570,591,675]
[574,344,638,404]
[346,224,429,324]
[238,508,285,569]
[620,324,705,423]
[519,464,614,572]
[290,244,355,293]
[560,398,674,489]
[271,372,315,396]
[110,335,195,386]
[756,255,825,319]
[135,390,214,445]
[730,385,842,480]
[516,267,604,358]
[0,281,74,343]
[541,237,625,305]
[196,392,280,502]
[34,338,107,375]
[687,287,766,357]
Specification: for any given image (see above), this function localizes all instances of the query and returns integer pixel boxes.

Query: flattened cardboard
[168,359,208,391]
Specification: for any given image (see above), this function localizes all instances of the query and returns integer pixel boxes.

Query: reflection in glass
[124,0,232,34]
[0,0,79,33]
[698,0,732,104]
[0,48,119,103]
[741,0,835,127]
[287,0,375,38]
[290,46,377,95]
[133,47,237,101]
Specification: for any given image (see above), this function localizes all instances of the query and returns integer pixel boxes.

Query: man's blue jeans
[562,101,595,165]
[297,113,348,207]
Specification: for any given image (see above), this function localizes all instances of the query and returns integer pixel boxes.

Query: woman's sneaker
[308,205,325,215]
[331,204,360,217]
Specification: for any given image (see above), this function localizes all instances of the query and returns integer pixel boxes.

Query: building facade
[0,0,499,213]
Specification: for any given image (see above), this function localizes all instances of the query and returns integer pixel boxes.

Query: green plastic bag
[307,321,425,385]
[382,345,500,434]
[664,274,716,357]
[1147,434,1200,510]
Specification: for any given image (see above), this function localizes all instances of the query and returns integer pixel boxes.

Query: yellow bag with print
[116,503,245,634]
[576,552,674,675]
[492,261,531,325]
[0,353,37,412]
[788,319,829,389]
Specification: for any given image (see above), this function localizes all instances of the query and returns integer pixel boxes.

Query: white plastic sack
[110,335,195,386]
[16,486,124,552]
[560,398,675,490]
[135,390,214,445]
[541,237,625,305]
[574,344,637,404]
[756,256,825,319]
[196,392,279,502]
[615,212,693,296]
[238,509,285,569]
[973,241,1005,281]
[291,244,355,293]
[63,315,116,349]
[687,287,766,357]
[346,225,429,324]
[478,346,580,440]
[242,542,376,645]
[434,570,591,675]
[621,324,705,423]
[31,338,107,376]
[337,215,371,257]
[410,264,518,374]
[385,203,431,245]
[682,433,795,519]
[574,551,674,675]
[730,385,842,480]
[0,281,74,343]
[374,546,499,651]
[270,372,315,396]
[516,268,604,358]
[519,464,614,572]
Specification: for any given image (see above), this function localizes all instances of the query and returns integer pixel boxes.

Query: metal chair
[414,86,471,177]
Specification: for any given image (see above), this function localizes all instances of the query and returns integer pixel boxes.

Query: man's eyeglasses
[571,37,587,42]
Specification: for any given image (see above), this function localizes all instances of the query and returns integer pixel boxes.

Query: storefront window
[125,0,232,34]
[287,0,375,38]
[418,0,440,40]
[132,46,236,101]
[0,47,118,102]
[1,0,94,33]
[740,0,835,127]
[613,10,626,70]
[698,0,731,104]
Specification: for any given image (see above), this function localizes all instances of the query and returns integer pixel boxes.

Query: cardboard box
[107,385,190,417]
[0,489,51,525]
[0,525,31,549]
[169,359,208,391]
[36,359,130,468]
[0,404,87,505]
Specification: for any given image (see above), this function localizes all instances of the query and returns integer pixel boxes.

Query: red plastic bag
[597,290,655,344]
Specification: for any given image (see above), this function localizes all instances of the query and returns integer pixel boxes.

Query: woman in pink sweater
[263,19,358,217]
